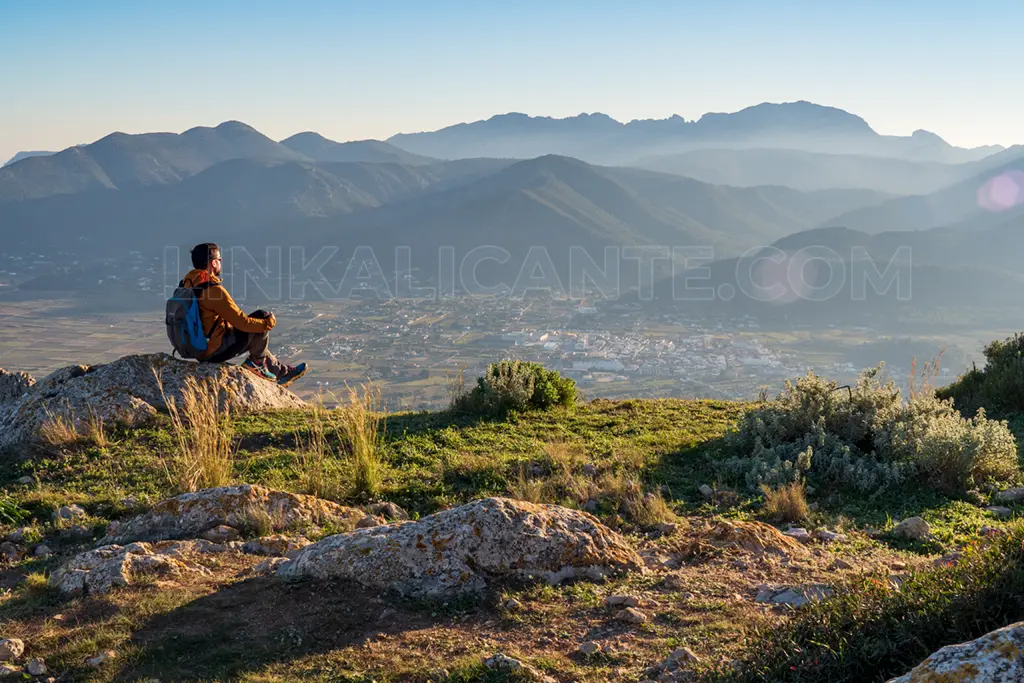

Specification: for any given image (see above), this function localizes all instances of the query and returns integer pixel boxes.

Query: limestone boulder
[99,484,364,545]
[0,353,305,450]
[278,497,643,598]
[49,541,210,595]
[887,621,1024,682]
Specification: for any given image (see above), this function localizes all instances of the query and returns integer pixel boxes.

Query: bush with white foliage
[719,366,1020,497]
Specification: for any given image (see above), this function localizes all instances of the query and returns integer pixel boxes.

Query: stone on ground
[278,497,643,598]
[86,650,116,668]
[99,484,363,545]
[0,353,305,450]
[755,583,832,607]
[0,640,22,662]
[891,517,930,541]
[615,607,648,624]
[484,653,554,682]
[887,621,1024,682]
[49,541,216,595]
[783,527,812,544]
[994,488,1024,504]
[702,519,809,557]
[365,502,409,521]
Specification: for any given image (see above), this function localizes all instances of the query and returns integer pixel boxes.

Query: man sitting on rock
[181,243,306,386]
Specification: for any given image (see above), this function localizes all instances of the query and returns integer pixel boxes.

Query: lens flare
[977,170,1024,212]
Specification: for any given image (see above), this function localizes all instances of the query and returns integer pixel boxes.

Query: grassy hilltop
[0,352,1024,681]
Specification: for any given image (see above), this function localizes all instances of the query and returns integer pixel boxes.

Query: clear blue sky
[2,0,1022,161]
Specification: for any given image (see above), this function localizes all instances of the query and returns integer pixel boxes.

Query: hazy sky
[3,0,1022,162]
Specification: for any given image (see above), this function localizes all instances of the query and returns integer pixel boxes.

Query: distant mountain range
[2,101,1022,306]
[0,122,431,203]
[388,102,1003,166]
[280,133,436,166]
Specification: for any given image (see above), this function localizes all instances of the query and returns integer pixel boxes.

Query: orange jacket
[182,269,275,359]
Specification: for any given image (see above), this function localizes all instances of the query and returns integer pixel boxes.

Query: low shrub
[708,525,1024,682]
[453,361,576,416]
[718,366,1019,497]
[939,332,1024,416]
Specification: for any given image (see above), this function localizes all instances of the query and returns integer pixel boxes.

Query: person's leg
[205,329,249,364]
[243,310,288,377]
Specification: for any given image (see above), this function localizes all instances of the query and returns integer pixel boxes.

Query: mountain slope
[642,221,1024,323]
[634,148,974,194]
[280,133,437,165]
[0,121,306,202]
[0,158,516,252]
[249,155,893,290]
[821,150,1024,233]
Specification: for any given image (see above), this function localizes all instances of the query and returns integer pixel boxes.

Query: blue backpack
[166,281,212,359]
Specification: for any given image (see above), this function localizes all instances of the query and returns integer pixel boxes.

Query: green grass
[6,396,1023,548]
[5,396,1024,681]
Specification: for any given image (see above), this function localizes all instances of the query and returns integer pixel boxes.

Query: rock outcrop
[100,485,364,545]
[887,621,1024,682]
[49,541,210,595]
[0,353,305,450]
[0,368,34,405]
[278,497,643,598]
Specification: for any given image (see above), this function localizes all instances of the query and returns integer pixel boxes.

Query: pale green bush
[720,366,1020,497]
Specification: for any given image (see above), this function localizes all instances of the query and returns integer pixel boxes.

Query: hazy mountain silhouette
[641,221,1024,323]
[387,101,1002,165]
[0,121,305,202]
[240,155,891,290]
[634,148,979,194]
[0,157,516,251]
[280,133,437,165]
[821,149,1024,233]
[3,151,55,167]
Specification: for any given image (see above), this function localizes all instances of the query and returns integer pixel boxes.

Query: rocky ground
[0,354,1020,681]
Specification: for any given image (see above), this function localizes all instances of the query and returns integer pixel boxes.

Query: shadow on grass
[116,576,498,681]
[233,406,514,454]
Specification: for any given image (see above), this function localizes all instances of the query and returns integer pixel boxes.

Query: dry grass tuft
[334,382,385,499]
[509,462,546,503]
[39,407,79,447]
[156,371,236,493]
[294,397,345,501]
[760,480,810,524]
[910,351,945,400]
[445,363,469,410]
[622,482,677,528]
[86,406,108,448]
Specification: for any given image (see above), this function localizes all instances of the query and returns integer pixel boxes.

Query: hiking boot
[276,362,307,387]
[242,358,277,381]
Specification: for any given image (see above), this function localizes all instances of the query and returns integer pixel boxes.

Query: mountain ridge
[386,101,1003,164]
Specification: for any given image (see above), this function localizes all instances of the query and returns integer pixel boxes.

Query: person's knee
[250,309,270,318]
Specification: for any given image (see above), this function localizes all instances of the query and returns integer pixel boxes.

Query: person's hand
[266,312,276,329]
